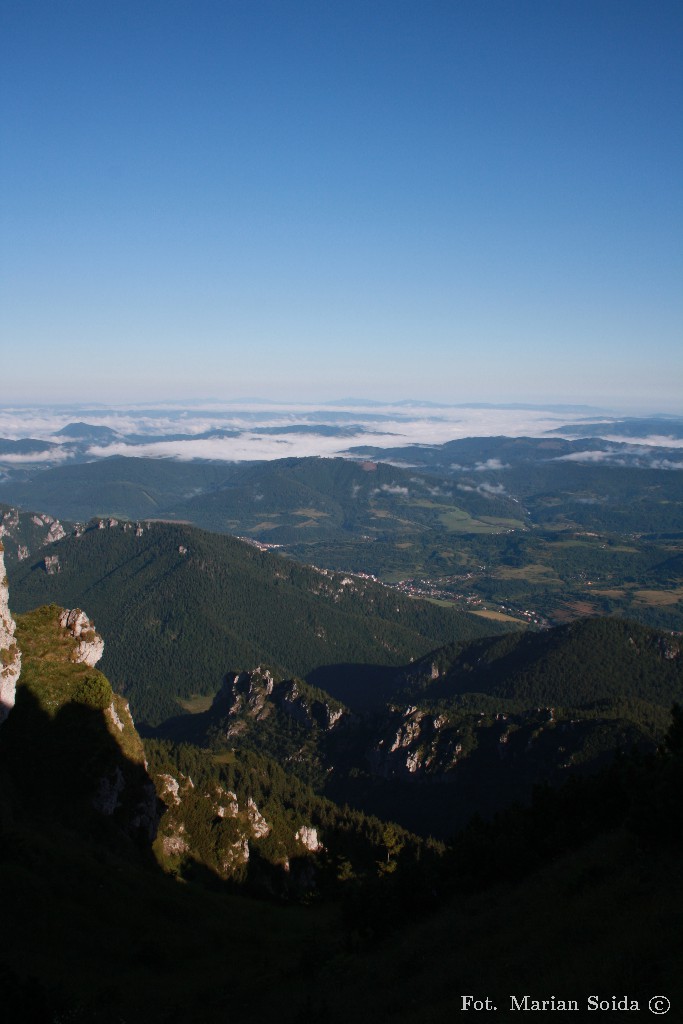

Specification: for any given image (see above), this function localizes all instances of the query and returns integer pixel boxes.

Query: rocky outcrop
[0,508,19,534]
[106,701,126,732]
[221,837,250,873]
[295,826,322,852]
[44,554,61,575]
[96,518,120,530]
[247,797,271,838]
[58,608,105,666]
[369,705,475,780]
[158,773,182,805]
[0,542,21,723]
[153,769,282,879]
[162,831,190,858]
[212,666,348,737]
[46,521,66,543]
[278,679,346,730]
[214,787,239,818]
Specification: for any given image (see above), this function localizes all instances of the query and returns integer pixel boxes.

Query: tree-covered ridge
[7,518,501,724]
[156,666,352,791]
[0,453,521,534]
[398,616,682,707]
[168,455,522,540]
[320,616,682,835]
[0,457,233,523]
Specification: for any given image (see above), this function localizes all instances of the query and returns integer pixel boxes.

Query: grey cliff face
[0,543,21,723]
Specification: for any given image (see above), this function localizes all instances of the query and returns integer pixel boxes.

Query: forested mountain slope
[397,615,683,707]
[7,518,500,723]
[5,438,683,636]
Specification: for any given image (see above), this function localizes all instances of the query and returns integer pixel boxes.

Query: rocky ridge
[0,505,151,571]
[0,505,70,565]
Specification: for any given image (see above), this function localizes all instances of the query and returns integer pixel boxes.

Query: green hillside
[400,616,683,707]
[7,519,500,724]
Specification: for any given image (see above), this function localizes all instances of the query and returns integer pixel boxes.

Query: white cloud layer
[554,448,683,470]
[0,402,681,464]
[378,484,410,495]
[457,481,508,497]
[0,448,73,464]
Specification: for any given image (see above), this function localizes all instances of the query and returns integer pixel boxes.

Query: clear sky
[2,0,682,410]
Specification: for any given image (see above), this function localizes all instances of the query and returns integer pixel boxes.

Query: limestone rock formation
[247,796,271,838]
[44,554,61,574]
[154,770,282,879]
[58,607,105,666]
[295,825,321,852]
[0,542,21,723]
[46,520,66,543]
[212,666,348,737]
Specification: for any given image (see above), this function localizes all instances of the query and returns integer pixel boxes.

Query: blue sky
[2,0,682,410]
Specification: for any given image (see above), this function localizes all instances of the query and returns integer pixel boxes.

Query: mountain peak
[54,421,121,442]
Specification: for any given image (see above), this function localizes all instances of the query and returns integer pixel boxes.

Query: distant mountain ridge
[54,421,122,441]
